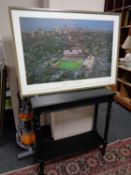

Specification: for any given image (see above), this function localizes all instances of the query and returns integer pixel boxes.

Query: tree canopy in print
[20,17,113,85]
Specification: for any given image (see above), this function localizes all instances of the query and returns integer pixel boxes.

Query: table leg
[33,112,45,175]
[92,104,98,131]
[102,101,112,155]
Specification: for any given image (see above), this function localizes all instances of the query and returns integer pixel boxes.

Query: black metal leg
[38,159,45,175]
[102,101,112,155]
[33,112,44,175]
[92,104,98,131]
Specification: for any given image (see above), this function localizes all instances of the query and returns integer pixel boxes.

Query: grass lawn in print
[58,59,83,71]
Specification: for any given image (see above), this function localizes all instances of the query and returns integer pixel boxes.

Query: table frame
[30,88,115,175]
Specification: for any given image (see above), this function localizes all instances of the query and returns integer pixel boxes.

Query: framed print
[9,8,120,96]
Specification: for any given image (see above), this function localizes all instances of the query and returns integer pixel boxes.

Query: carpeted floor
[0,102,131,174]
[1,137,131,175]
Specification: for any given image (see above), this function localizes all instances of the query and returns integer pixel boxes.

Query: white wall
[51,106,95,140]
[47,0,105,11]
[0,0,43,128]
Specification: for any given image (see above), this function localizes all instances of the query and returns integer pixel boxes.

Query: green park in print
[20,17,113,85]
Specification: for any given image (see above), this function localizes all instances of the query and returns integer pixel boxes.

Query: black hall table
[30,88,115,175]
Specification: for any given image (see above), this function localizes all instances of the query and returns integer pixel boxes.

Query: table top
[31,88,115,112]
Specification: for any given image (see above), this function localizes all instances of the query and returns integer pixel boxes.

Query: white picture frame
[9,8,120,97]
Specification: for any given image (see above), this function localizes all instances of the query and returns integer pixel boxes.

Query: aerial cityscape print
[20,17,113,85]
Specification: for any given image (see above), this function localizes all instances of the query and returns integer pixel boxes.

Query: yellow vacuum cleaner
[16,97,36,159]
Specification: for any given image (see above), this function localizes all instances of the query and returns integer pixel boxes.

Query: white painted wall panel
[47,0,105,11]
[51,106,94,140]
[63,0,105,11]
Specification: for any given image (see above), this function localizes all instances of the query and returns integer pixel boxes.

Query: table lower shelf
[40,130,104,161]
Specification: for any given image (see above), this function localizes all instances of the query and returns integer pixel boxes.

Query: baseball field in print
[57,59,83,71]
